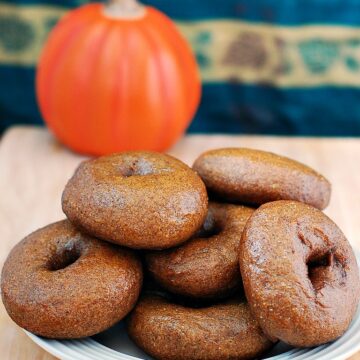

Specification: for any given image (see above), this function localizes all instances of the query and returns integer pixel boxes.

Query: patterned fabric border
[1,4,360,87]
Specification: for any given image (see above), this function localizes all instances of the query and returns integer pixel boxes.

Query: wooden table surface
[0,126,360,360]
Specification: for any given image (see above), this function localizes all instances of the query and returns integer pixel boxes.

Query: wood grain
[0,126,359,360]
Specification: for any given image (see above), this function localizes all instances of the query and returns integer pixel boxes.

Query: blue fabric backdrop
[1,0,360,135]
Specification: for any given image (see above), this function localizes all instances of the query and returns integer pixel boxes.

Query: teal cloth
[1,0,360,135]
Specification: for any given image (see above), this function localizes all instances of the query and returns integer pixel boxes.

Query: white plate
[26,250,360,360]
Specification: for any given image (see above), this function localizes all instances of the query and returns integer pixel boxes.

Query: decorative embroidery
[2,4,360,87]
[0,15,35,53]
[179,21,360,86]
[191,30,212,68]
[345,56,360,72]
[223,32,267,68]
[299,39,339,74]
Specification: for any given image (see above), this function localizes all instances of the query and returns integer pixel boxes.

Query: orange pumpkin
[36,0,201,155]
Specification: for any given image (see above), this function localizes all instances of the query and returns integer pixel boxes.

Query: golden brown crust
[193,148,331,209]
[146,202,254,298]
[1,220,143,339]
[127,295,274,360]
[62,151,208,249]
[239,200,360,347]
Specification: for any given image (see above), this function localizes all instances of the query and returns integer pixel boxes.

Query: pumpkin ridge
[52,22,110,152]
[134,22,168,150]
[139,19,181,150]
[102,25,128,153]
[147,7,201,121]
[110,24,132,151]
[83,21,116,154]
[36,11,97,143]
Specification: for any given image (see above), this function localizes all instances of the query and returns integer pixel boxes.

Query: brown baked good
[62,151,208,250]
[146,202,254,298]
[1,220,143,339]
[193,148,331,209]
[239,200,360,347]
[127,294,274,360]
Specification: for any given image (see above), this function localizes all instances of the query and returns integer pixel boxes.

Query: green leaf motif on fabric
[345,56,360,71]
[0,15,35,53]
[299,39,339,74]
[194,31,212,45]
[196,52,211,68]
[190,31,212,69]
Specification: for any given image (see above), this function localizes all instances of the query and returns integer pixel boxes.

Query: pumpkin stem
[104,0,145,19]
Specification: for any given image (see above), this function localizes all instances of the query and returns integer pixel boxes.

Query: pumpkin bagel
[127,294,274,360]
[62,151,208,249]
[146,202,254,298]
[193,148,331,209]
[240,200,360,347]
[1,220,142,339]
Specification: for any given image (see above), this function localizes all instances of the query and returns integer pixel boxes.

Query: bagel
[1,220,143,338]
[193,148,331,209]
[146,202,254,298]
[127,294,274,360]
[239,200,360,347]
[62,151,208,249]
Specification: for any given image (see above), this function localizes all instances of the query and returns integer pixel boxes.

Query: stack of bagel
[2,148,360,360]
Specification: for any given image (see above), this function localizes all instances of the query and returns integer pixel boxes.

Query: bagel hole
[121,160,154,177]
[307,251,333,285]
[48,242,81,271]
[195,215,222,238]
[196,225,222,238]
